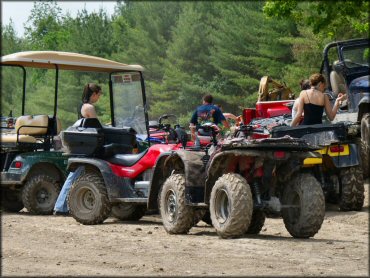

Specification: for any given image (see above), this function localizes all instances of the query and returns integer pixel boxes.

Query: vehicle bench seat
[1,115,50,144]
[1,134,37,143]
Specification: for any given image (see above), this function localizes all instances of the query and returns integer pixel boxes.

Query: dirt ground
[1,182,369,277]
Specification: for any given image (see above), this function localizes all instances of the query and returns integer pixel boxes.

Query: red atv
[61,70,189,225]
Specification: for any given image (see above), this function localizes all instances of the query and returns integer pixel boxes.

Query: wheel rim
[165,189,177,223]
[214,189,230,224]
[286,191,301,224]
[36,187,50,205]
[76,187,96,212]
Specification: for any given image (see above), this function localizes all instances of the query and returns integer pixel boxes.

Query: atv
[149,124,325,239]
[272,122,364,211]
[148,114,181,144]
[1,52,71,214]
[61,66,189,225]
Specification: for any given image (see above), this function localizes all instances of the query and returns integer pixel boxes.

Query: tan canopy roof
[1,51,144,72]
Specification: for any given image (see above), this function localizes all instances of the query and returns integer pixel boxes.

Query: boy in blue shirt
[189,94,229,142]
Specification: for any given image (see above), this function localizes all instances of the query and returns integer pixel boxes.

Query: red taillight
[14,161,23,168]
[330,145,344,153]
[274,151,285,159]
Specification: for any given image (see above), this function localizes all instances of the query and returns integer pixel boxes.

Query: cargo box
[271,123,347,147]
[61,118,137,157]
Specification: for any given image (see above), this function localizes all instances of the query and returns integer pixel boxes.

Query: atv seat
[106,149,148,167]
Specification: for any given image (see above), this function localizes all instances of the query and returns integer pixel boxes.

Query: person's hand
[336,93,347,105]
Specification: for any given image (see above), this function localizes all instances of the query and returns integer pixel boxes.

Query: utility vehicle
[320,38,369,178]
[1,52,71,214]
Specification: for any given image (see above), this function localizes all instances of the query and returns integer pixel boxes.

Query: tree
[209,2,297,110]
[149,2,216,122]
[263,0,369,40]
[63,8,116,57]
[112,1,183,82]
[24,1,69,50]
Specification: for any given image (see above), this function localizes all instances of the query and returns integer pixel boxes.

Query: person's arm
[214,108,230,128]
[290,93,304,127]
[223,113,237,121]
[81,103,98,118]
[324,93,346,121]
[221,119,230,129]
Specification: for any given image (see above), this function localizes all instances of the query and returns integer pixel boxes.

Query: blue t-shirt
[190,104,226,126]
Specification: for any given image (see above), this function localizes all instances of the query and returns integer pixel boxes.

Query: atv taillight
[274,151,285,159]
[14,161,23,168]
[329,145,344,153]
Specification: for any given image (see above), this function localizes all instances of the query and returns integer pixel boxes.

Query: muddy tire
[68,170,111,225]
[1,189,23,212]
[160,174,195,234]
[339,166,364,211]
[22,174,60,215]
[210,173,253,239]
[246,210,266,234]
[360,113,369,179]
[111,204,146,221]
[281,173,325,238]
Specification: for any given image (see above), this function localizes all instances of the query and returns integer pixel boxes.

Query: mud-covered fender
[68,157,136,201]
[328,143,360,168]
[204,149,320,202]
[204,149,261,203]
[147,150,206,210]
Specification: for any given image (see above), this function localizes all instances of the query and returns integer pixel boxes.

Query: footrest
[114,198,147,203]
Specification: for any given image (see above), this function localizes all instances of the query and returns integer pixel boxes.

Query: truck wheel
[281,173,325,238]
[111,204,146,221]
[246,210,266,234]
[360,113,369,179]
[210,173,253,239]
[22,174,60,215]
[160,174,195,234]
[68,170,111,225]
[339,166,364,211]
[1,189,23,212]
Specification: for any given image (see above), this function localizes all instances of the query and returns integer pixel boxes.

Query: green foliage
[62,9,116,57]
[24,1,69,50]
[2,1,369,131]
[112,1,182,82]
[263,0,369,39]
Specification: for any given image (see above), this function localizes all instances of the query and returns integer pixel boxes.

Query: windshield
[342,45,369,68]
[111,72,148,138]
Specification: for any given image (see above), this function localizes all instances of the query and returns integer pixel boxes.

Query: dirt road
[1,182,369,277]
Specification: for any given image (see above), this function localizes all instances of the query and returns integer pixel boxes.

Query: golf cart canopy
[1,51,144,72]
[1,51,149,135]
